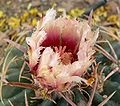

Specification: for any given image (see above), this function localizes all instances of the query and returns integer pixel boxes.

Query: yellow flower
[69,8,85,17]
[30,8,38,16]
[107,15,120,28]
[21,11,29,23]
[8,17,20,28]
[0,10,5,18]
[31,18,37,26]
[0,19,5,27]
[93,6,107,22]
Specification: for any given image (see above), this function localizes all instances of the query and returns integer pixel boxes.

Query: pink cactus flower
[26,8,99,92]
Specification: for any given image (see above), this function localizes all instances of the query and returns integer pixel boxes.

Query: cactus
[1,9,120,106]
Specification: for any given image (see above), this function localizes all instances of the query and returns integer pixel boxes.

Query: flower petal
[41,8,56,28]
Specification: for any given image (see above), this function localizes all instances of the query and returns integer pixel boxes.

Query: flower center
[61,52,73,65]
[54,46,73,65]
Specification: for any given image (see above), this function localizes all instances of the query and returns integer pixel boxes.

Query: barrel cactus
[0,8,120,106]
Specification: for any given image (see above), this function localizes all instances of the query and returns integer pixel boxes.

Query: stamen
[61,52,73,65]
[59,46,62,54]
[54,46,73,65]
[54,46,59,52]
[61,46,66,54]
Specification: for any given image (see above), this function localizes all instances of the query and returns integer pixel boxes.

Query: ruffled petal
[26,8,99,91]
[41,8,56,28]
